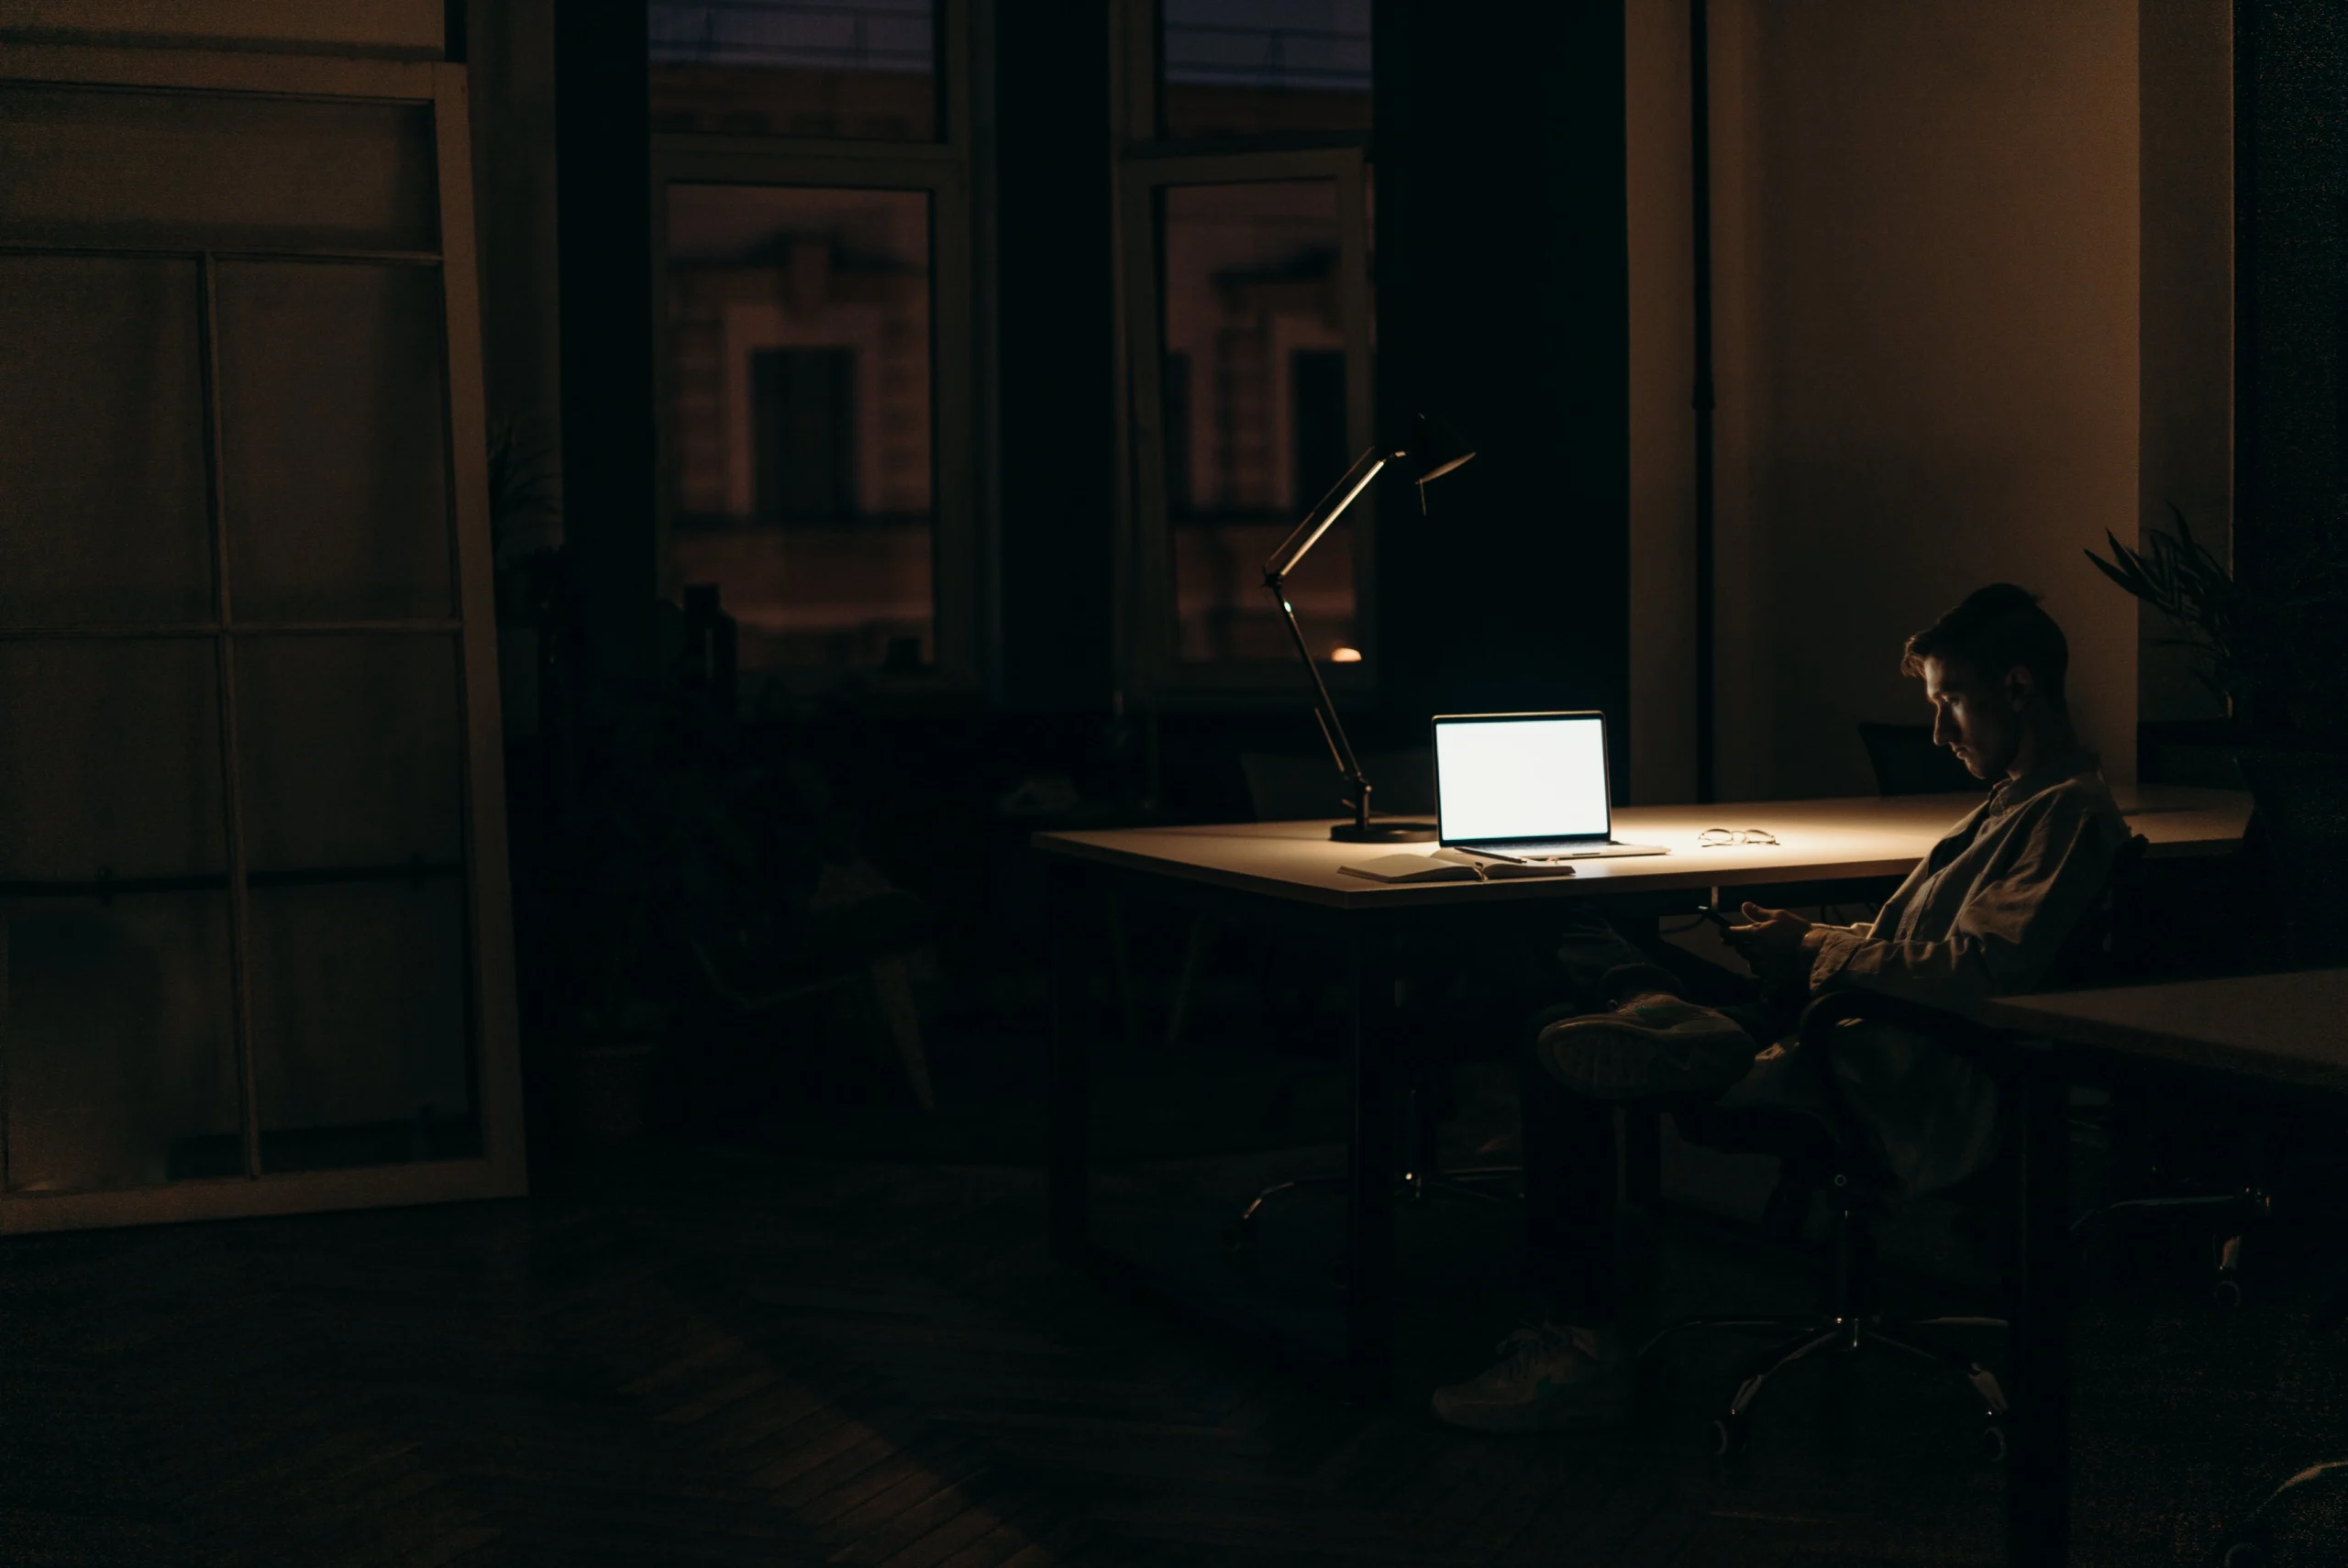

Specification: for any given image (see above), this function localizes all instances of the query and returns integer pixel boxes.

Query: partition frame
[0,43,525,1232]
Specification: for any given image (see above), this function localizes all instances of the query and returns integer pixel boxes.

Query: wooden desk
[1980,970,2348,1567]
[1038,785,2249,911]
[1987,969,2348,1093]
[1033,785,2251,1393]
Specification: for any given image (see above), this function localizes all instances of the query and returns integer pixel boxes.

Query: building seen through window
[1157,179,1355,662]
[663,184,936,671]
[650,0,937,140]
[1160,0,1369,138]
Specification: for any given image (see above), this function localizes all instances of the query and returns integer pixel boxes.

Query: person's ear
[2002,664,2034,713]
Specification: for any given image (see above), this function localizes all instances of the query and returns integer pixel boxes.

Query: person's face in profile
[1922,655,2032,779]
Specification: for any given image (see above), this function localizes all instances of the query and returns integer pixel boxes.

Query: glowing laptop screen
[1434,713,1611,844]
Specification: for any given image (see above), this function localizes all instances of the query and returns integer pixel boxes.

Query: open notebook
[1339,848,1577,884]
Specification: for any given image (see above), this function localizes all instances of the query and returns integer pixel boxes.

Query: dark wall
[555,0,658,674]
[2236,0,2348,590]
[993,4,1118,710]
[1371,2,1632,768]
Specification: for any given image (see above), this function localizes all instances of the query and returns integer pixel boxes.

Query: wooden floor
[2,1145,2342,1568]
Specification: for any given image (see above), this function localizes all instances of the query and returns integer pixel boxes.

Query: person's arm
[1806,794,2121,1013]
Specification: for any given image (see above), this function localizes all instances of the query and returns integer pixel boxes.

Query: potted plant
[2087,507,2348,962]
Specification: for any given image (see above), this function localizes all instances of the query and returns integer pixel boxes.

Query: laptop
[1432,711,1668,861]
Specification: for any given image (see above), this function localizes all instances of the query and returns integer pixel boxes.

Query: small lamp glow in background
[1263,412,1475,843]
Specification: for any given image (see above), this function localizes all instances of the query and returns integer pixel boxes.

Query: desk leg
[1048,861,1091,1262]
[1345,930,1401,1395]
[2008,1055,2071,1565]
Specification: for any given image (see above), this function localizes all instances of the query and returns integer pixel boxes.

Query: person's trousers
[1520,921,1792,1317]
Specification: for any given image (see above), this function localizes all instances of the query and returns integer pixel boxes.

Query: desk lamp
[1263,413,1475,843]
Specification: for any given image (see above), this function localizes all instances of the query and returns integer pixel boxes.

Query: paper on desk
[1338,849,1577,883]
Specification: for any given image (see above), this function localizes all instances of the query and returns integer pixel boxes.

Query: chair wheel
[2213,1277,2243,1310]
[1710,1413,1749,1458]
[2221,1530,2270,1568]
[1977,1422,2008,1464]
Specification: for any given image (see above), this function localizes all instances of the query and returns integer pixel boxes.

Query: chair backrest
[2235,747,2348,967]
[1238,747,1436,823]
[2042,831,2153,989]
[1855,722,1986,797]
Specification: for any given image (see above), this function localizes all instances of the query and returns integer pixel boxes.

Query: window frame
[1112,0,1377,706]
[648,0,980,694]
[0,41,524,1233]
[1117,147,1376,697]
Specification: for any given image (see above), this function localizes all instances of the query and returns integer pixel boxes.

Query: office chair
[2216,1459,2348,1566]
[1641,990,2018,1459]
[2213,752,2348,1567]
[1223,745,1523,1263]
[1855,722,1988,797]
[1639,835,2150,1459]
[1161,747,1438,1051]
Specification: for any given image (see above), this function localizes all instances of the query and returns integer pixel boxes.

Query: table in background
[1035,785,2251,1393]
[1984,968,2348,1567]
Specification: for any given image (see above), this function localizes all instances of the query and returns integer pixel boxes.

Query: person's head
[1900,584,2072,779]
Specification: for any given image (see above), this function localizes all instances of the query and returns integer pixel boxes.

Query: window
[1152,177,1361,664]
[650,0,940,140]
[1159,0,1371,139]
[0,47,523,1228]
[650,2,974,689]
[1117,1,1375,695]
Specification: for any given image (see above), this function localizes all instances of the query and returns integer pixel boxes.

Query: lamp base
[1330,820,1439,844]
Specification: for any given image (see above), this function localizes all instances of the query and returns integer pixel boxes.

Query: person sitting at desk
[1433,582,2129,1433]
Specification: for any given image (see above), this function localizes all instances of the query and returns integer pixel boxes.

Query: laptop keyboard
[1468,839,1609,858]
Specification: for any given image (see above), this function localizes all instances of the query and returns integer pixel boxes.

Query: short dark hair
[1900,583,2069,711]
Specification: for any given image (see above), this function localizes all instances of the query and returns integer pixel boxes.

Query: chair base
[2218,1458,2348,1566]
[1223,1165,1523,1261]
[2073,1187,2268,1309]
[1639,1310,2010,1460]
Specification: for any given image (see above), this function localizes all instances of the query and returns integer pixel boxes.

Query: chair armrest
[1799,988,2007,1068]
[1795,989,2028,1172]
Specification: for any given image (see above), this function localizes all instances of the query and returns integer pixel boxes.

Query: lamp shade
[1401,412,1475,487]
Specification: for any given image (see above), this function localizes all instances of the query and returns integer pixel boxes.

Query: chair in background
[1161,748,1436,1050]
[1219,746,1523,1259]
[1856,722,1985,797]
[1237,747,1438,825]
[2217,1459,2348,1565]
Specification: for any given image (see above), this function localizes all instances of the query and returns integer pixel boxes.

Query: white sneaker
[1429,1323,1633,1432]
[1534,995,1756,1099]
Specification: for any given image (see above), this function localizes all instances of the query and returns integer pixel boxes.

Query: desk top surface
[1984,969,2348,1091]
[1031,785,2251,911]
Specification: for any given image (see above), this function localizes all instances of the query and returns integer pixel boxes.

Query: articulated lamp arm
[1263,446,1395,834]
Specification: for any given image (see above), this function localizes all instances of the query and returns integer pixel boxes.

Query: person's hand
[1724,901,1815,980]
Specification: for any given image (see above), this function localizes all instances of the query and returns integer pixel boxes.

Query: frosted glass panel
[0,256,213,627]
[0,85,437,252]
[248,879,475,1172]
[235,635,463,874]
[216,261,453,621]
[3,896,240,1193]
[0,641,225,882]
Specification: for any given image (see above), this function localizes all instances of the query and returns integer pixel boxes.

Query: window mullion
[196,249,264,1183]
